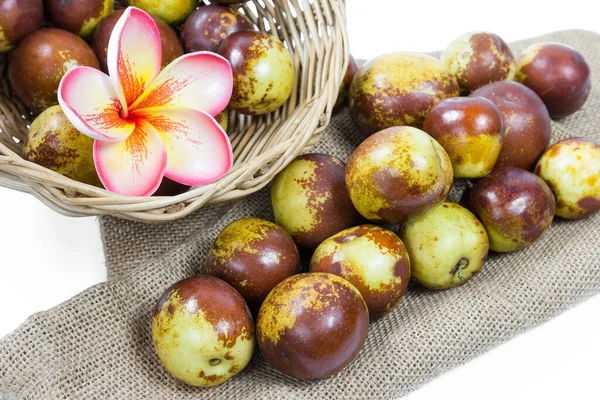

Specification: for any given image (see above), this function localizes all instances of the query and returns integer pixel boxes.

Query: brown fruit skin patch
[92,9,184,73]
[182,5,256,53]
[45,0,113,38]
[309,225,410,322]
[345,127,453,224]
[515,42,591,119]
[219,31,294,115]
[153,276,254,349]
[24,105,102,187]
[256,273,369,379]
[461,166,555,252]
[470,81,551,171]
[423,96,505,179]
[8,28,100,114]
[205,218,300,306]
[0,0,43,51]
[272,153,362,249]
[349,52,459,135]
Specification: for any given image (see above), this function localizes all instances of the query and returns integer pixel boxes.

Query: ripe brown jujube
[461,166,555,252]
[257,273,369,379]
[205,218,300,307]
[515,42,591,119]
[182,5,255,53]
[470,81,552,171]
[423,96,504,179]
[92,9,183,73]
[335,55,359,108]
[44,0,113,38]
[9,29,100,114]
[0,0,43,52]
[442,31,515,93]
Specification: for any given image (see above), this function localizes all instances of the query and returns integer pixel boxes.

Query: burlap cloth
[1,30,600,399]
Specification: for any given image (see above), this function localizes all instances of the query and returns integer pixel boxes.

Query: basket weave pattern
[0,0,348,223]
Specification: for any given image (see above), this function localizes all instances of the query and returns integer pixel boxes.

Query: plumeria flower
[57,7,233,196]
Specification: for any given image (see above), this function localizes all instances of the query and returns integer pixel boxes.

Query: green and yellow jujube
[400,202,489,289]
[219,31,295,115]
[24,105,102,187]
[128,0,196,25]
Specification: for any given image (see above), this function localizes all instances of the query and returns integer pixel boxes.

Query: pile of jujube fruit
[1,0,294,193]
[151,30,600,387]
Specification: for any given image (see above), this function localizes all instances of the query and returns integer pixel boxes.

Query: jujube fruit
[271,153,361,249]
[349,52,459,135]
[400,202,489,289]
[0,0,43,52]
[219,31,295,115]
[205,218,300,307]
[152,276,255,387]
[256,273,369,379]
[470,81,552,171]
[423,96,504,179]
[535,137,600,219]
[44,0,113,38]
[9,28,100,114]
[515,42,591,119]
[309,225,410,321]
[461,166,555,253]
[182,5,255,53]
[345,126,453,224]
[442,31,515,94]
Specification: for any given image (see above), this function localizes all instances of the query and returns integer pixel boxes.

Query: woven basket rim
[0,0,349,223]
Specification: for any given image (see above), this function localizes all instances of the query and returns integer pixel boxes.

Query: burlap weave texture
[1,30,599,399]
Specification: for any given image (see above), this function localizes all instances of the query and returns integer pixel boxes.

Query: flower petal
[58,67,135,142]
[137,108,233,185]
[94,120,167,196]
[131,52,232,116]
[107,7,162,114]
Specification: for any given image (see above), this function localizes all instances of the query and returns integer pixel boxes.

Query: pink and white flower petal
[107,6,162,113]
[137,108,233,185]
[131,52,232,117]
[94,120,167,196]
[58,67,135,142]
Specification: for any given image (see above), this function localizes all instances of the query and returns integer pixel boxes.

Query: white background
[1,1,599,399]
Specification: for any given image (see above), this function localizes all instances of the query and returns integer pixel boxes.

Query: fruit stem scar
[451,257,470,281]
[209,358,221,366]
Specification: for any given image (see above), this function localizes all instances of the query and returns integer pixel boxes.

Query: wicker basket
[0,0,348,223]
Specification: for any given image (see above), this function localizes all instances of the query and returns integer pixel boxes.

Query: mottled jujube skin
[218,31,294,115]
[515,42,591,119]
[24,105,102,187]
[442,31,515,94]
[309,225,410,321]
[470,81,552,171]
[349,52,459,135]
[256,273,369,379]
[93,9,183,73]
[272,154,361,249]
[45,0,113,38]
[205,218,300,307]
[461,167,555,253]
[0,0,43,52]
[345,126,453,224]
[152,276,255,387]
[9,29,100,114]
[535,137,600,219]
[182,5,255,53]
[423,96,504,179]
